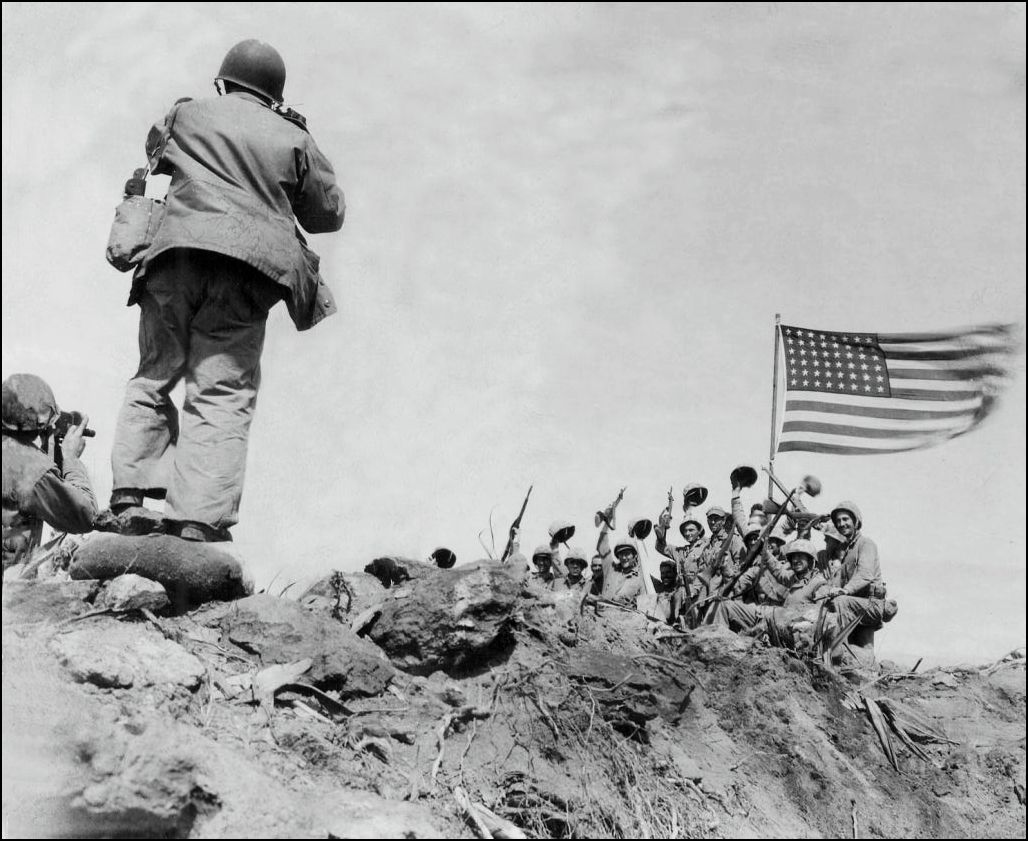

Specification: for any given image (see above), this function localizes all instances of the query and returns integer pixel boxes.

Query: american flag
[776,323,1019,455]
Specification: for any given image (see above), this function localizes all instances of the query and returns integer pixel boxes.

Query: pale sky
[3,3,1025,666]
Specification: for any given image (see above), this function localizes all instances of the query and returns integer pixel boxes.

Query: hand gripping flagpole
[768,313,782,498]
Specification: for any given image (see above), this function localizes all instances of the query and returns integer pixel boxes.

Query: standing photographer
[108,39,345,542]
[2,374,97,569]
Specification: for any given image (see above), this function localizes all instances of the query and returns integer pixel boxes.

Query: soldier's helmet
[548,519,575,544]
[532,544,553,562]
[565,547,588,569]
[784,539,816,560]
[830,501,863,530]
[679,512,705,538]
[743,523,763,543]
[613,538,638,558]
[430,547,456,569]
[1,374,59,434]
[217,39,286,103]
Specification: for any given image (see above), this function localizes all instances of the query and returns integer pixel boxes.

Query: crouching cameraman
[2,374,98,568]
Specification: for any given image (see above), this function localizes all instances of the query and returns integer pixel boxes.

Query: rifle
[679,518,744,625]
[594,486,626,529]
[661,486,674,523]
[761,466,828,536]
[500,485,533,563]
[702,484,802,615]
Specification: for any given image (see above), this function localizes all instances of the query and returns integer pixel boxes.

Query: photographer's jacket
[138,91,345,330]
[2,437,98,566]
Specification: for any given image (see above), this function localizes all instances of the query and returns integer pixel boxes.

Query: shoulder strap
[145,98,189,175]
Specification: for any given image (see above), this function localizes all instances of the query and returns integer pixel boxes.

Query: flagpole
[768,313,782,498]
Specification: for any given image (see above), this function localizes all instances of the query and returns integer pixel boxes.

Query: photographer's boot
[109,488,144,514]
[175,520,232,543]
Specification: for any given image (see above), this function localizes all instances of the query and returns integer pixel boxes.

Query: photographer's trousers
[111,250,280,530]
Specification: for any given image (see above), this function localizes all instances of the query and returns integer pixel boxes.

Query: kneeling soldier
[2,374,98,568]
[823,501,897,635]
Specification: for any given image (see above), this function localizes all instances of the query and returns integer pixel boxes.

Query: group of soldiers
[1,367,896,662]
[511,470,898,657]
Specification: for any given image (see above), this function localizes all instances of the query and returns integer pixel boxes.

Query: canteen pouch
[105,194,166,273]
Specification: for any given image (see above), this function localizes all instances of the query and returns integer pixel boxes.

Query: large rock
[1,579,100,624]
[94,574,170,614]
[364,560,521,674]
[363,556,437,588]
[318,790,443,838]
[216,594,396,697]
[51,621,205,690]
[299,570,386,619]
[70,534,251,612]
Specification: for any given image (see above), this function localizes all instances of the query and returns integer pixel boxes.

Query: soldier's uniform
[2,375,98,568]
[654,512,706,595]
[826,501,898,631]
[697,505,745,584]
[554,547,590,596]
[712,539,825,636]
[601,537,645,604]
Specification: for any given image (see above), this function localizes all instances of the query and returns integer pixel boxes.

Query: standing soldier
[2,375,98,568]
[529,544,559,589]
[108,39,345,542]
[602,538,645,604]
[814,521,846,578]
[555,548,590,595]
[698,506,745,584]
[654,509,706,594]
[589,554,605,596]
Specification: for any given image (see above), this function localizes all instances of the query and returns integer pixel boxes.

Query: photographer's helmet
[216,39,286,103]
[1,374,58,434]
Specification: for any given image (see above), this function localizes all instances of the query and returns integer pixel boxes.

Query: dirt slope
[2,565,1024,839]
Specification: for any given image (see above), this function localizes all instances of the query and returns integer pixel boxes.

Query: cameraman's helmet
[2,374,58,434]
[216,39,286,103]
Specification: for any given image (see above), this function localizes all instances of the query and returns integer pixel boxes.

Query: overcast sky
[3,3,1024,666]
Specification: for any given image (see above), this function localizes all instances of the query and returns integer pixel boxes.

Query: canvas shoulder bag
[105,104,182,273]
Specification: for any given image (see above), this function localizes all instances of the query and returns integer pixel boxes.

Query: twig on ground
[453,786,492,839]
[431,712,455,784]
[632,652,707,690]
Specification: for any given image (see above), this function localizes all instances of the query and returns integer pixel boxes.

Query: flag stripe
[890,387,983,402]
[878,325,1011,343]
[888,378,980,391]
[778,429,959,450]
[883,348,1002,362]
[784,399,978,421]
[781,420,970,439]
[779,440,940,456]
[888,366,1002,381]
[784,410,972,431]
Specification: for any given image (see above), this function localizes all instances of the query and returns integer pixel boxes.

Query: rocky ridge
[2,556,1024,838]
